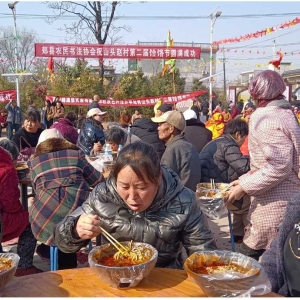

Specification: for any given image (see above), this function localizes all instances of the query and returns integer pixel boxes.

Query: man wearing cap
[77,108,107,155]
[183,109,212,153]
[5,99,23,140]
[152,110,201,192]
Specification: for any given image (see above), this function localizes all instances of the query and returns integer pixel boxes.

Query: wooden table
[2,267,281,297]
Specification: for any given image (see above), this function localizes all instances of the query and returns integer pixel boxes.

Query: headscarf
[248,70,286,102]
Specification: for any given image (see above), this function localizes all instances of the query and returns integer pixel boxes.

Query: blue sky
[1,1,300,84]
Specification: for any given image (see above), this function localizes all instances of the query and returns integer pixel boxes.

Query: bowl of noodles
[0,253,20,292]
[184,250,271,297]
[88,241,158,289]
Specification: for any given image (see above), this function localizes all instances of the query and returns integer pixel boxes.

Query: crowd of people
[0,70,299,296]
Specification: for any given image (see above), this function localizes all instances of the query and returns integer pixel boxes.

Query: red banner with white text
[46,90,207,107]
[35,43,201,60]
[0,90,17,102]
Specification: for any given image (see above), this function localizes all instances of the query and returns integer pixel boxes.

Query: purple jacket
[50,118,79,145]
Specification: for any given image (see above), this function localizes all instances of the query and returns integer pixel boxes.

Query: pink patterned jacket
[239,105,300,250]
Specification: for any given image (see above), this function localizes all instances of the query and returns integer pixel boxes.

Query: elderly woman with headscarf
[226,70,300,261]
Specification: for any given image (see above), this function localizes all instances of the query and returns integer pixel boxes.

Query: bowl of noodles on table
[88,241,158,289]
[0,253,20,292]
[184,250,271,297]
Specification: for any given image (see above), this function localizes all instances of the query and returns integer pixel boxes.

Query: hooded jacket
[130,118,165,158]
[184,119,212,153]
[53,166,217,269]
[77,118,105,155]
[28,138,103,245]
[50,118,79,145]
[0,147,29,243]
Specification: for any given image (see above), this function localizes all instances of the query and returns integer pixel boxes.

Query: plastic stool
[227,211,236,252]
[50,246,58,271]
[50,241,93,271]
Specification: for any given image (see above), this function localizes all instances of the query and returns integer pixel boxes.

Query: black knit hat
[157,104,173,113]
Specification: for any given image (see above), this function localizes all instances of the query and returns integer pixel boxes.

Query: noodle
[98,241,153,267]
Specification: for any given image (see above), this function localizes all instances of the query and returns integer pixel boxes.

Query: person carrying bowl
[227,70,300,261]
[53,141,217,269]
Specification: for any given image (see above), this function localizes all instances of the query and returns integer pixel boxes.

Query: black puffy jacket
[77,118,105,155]
[130,118,165,158]
[199,134,250,183]
[53,166,217,269]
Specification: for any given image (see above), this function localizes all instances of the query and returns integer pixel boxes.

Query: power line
[0,12,300,20]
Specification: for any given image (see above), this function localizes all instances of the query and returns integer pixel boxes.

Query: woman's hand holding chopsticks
[75,214,102,239]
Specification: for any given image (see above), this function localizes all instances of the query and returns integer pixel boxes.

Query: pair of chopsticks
[99,226,130,255]
[210,178,215,189]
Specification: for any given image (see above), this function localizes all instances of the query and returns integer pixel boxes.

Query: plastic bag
[196,183,228,219]
[184,250,272,297]
[88,242,158,289]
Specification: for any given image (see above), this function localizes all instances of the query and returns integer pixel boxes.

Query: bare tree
[0,26,44,76]
[46,1,131,84]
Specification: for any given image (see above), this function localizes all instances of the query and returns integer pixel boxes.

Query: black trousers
[239,242,265,261]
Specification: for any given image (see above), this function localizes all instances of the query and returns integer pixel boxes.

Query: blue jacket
[5,103,23,124]
[77,118,105,155]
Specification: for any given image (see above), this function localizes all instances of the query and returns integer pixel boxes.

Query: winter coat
[130,118,165,159]
[77,118,106,155]
[12,127,44,150]
[88,101,101,111]
[184,119,212,153]
[5,103,23,124]
[238,102,300,250]
[261,193,300,297]
[28,138,103,245]
[199,134,250,183]
[0,147,29,243]
[50,118,79,144]
[53,166,217,269]
[161,134,201,192]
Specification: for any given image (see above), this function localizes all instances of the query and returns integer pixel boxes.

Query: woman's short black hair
[224,119,248,137]
[112,141,161,184]
[65,111,77,123]
[106,127,125,145]
[0,139,19,161]
[24,108,41,123]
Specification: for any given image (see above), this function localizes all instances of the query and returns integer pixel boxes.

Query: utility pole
[273,40,276,59]
[222,49,226,100]
[8,1,20,107]
[208,8,222,116]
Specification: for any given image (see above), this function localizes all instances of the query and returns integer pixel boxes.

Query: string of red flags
[213,17,300,45]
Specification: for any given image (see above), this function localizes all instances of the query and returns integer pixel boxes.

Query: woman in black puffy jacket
[199,119,250,243]
[54,141,217,269]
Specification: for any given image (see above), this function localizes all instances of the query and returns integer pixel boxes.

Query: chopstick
[210,178,215,189]
[99,226,129,254]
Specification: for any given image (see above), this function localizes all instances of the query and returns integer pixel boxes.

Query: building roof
[282,69,300,77]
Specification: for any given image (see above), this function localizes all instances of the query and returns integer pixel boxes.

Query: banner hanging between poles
[45,90,207,107]
[0,90,16,102]
[35,43,201,60]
